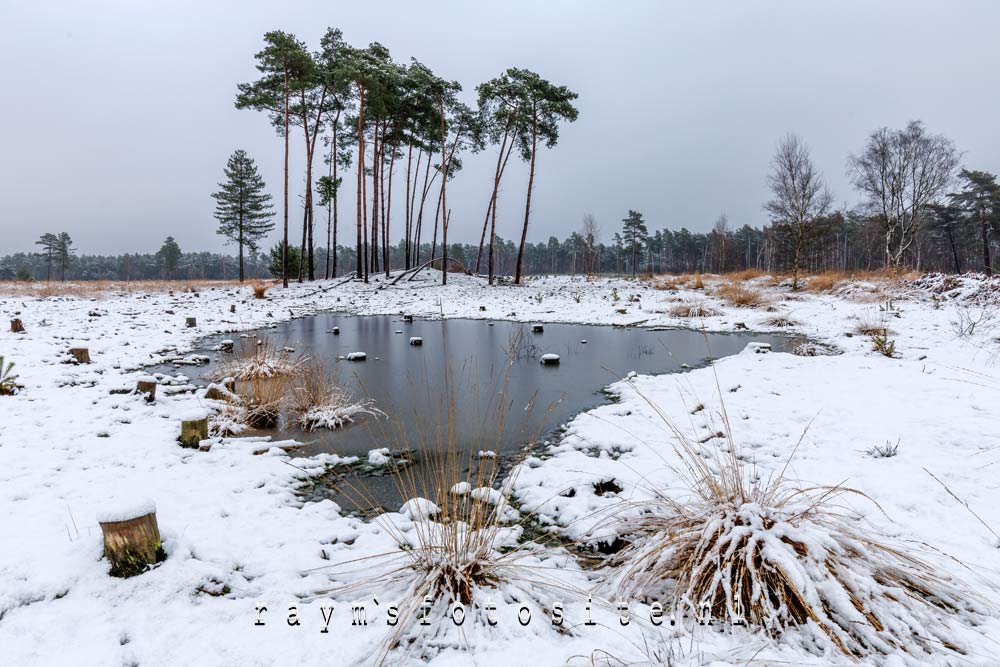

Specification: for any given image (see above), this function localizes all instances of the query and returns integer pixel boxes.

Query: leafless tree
[711,212,730,273]
[848,121,960,268]
[581,213,599,276]
[765,134,832,289]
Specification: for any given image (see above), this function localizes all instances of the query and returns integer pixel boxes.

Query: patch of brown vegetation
[0,280,243,298]
[714,281,770,308]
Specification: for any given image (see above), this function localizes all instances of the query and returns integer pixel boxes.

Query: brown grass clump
[652,276,682,291]
[251,281,271,299]
[853,311,889,337]
[763,314,800,327]
[724,268,764,282]
[804,272,844,293]
[693,271,704,290]
[668,301,721,318]
[599,391,981,660]
[714,281,770,308]
[308,367,579,665]
[210,338,303,382]
[291,361,383,430]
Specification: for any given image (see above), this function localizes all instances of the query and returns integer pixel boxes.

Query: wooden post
[179,417,208,447]
[136,379,157,402]
[69,347,90,364]
[10,319,24,333]
[185,317,197,328]
[98,506,165,578]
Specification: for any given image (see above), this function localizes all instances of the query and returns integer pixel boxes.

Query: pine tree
[949,170,1000,275]
[212,149,276,282]
[55,232,74,281]
[621,210,648,277]
[35,233,59,281]
[157,237,182,279]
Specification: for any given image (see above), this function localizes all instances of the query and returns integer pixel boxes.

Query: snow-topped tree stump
[179,411,209,448]
[10,319,24,333]
[136,378,157,402]
[98,502,165,578]
[69,347,90,364]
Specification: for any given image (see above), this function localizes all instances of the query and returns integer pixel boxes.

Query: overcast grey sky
[2,0,999,254]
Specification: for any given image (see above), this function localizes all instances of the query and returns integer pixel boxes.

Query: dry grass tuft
[724,268,765,282]
[205,341,382,432]
[763,314,800,328]
[714,281,770,308]
[804,272,844,293]
[668,301,721,318]
[598,390,981,660]
[210,338,304,382]
[652,276,682,291]
[308,367,578,665]
[291,361,383,430]
[250,281,271,299]
[853,312,889,337]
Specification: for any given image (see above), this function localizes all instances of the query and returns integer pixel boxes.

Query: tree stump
[136,379,157,402]
[179,416,208,447]
[229,304,236,314]
[10,319,24,333]
[69,347,90,364]
[185,317,197,328]
[98,505,165,577]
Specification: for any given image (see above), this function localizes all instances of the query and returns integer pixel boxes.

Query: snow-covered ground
[1,272,999,666]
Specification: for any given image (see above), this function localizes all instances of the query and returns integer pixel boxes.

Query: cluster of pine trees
[225,27,578,286]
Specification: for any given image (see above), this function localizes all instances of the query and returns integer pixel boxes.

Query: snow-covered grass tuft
[668,301,721,318]
[599,385,984,661]
[291,361,385,431]
[209,337,304,382]
[311,365,578,664]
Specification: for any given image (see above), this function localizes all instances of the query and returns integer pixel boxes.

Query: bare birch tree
[765,134,832,289]
[848,121,959,268]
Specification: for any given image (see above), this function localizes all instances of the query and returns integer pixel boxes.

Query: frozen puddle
[178,314,801,509]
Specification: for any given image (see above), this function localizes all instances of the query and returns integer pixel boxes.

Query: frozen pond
[188,314,800,509]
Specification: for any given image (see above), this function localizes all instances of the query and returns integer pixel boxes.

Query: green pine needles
[0,355,19,395]
[212,149,275,282]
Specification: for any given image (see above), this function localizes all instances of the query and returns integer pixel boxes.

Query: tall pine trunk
[282,65,290,288]
[404,143,413,269]
[515,109,538,285]
[356,86,365,281]
[330,115,340,279]
[439,91,449,285]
